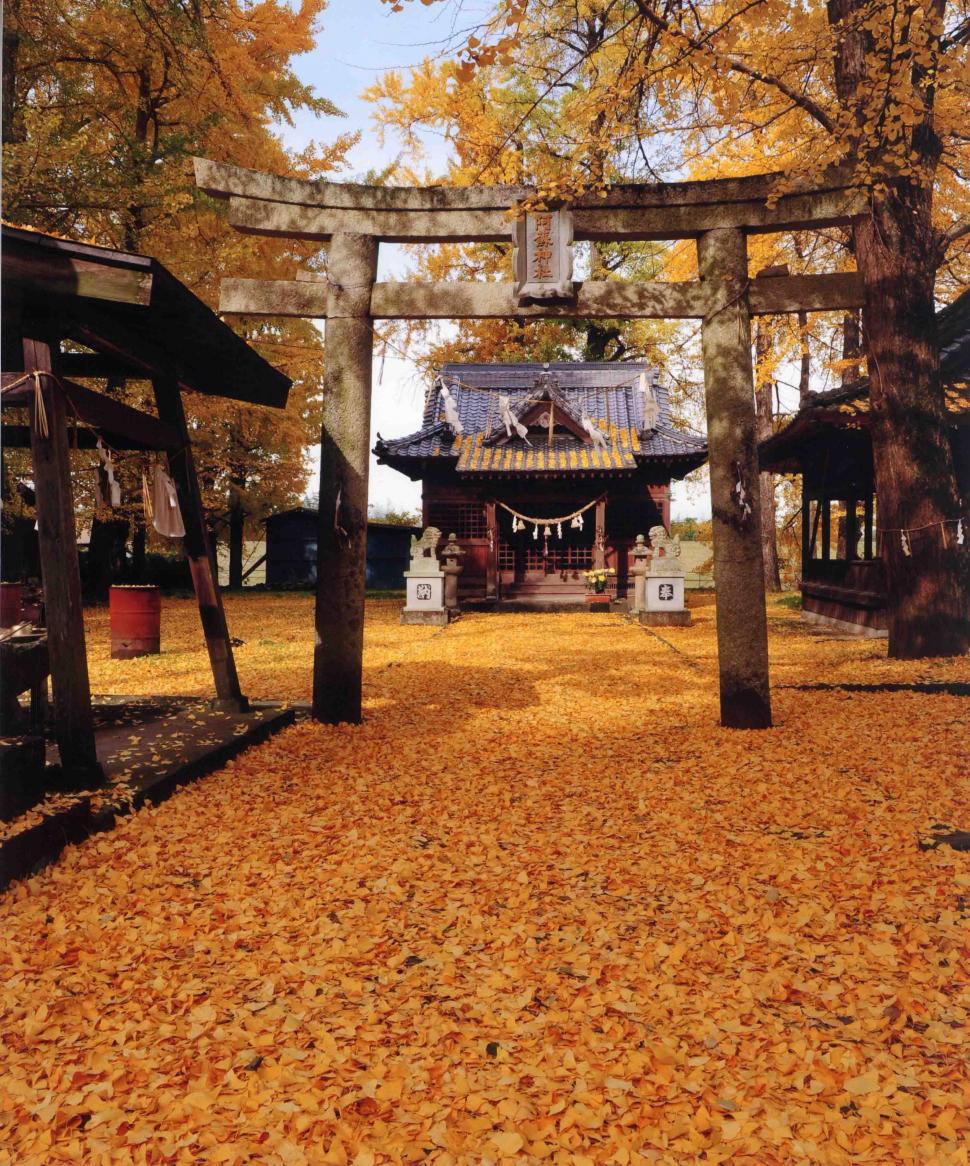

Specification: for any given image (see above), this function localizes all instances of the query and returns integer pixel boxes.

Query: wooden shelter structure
[194,157,869,729]
[375,362,706,605]
[760,289,970,634]
[1,224,291,784]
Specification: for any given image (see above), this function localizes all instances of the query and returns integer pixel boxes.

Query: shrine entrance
[194,158,867,729]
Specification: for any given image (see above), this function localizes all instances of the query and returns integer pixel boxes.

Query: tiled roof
[375,361,707,477]
[938,286,970,381]
[760,297,970,472]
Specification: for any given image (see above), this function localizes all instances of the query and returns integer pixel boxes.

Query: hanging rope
[497,494,605,527]
[876,517,967,555]
[1,370,56,438]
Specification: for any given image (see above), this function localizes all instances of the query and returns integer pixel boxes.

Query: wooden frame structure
[760,289,970,634]
[1,225,291,783]
[195,158,867,729]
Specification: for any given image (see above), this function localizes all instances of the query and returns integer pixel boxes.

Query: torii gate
[194,159,866,730]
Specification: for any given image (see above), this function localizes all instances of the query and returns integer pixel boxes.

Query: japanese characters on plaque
[658,583,675,602]
[416,583,432,601]
[514,207,575,302]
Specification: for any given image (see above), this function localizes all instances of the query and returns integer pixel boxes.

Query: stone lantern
[440,532,465,615]
[629,533,650,615]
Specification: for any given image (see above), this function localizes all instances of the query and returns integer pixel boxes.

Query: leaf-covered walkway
[2,599,968,1164]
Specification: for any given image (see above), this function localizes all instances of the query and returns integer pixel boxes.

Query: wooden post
[24,334,103,784]
[485,500,498,599]
[594,497,607,568]
[313,232,378,724]
[697,227,772,729]
[152,377,247,712]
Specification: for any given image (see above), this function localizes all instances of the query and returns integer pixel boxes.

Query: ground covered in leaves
[2,596,968,1165]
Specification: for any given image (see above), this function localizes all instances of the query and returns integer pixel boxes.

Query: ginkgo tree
[380,0,970,659]
[2,0,354,589]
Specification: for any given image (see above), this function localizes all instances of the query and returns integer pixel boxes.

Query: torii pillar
[313,233,378,724]
[697,228,771,728]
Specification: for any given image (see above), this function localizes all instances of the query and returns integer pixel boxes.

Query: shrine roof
[760,287,970,473]
[375,361,707,479]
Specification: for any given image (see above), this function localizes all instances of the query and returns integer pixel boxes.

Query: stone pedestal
[641,574,691,626]
[401,572,451,625]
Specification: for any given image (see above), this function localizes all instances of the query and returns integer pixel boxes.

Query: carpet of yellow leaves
[1,596,968,1165]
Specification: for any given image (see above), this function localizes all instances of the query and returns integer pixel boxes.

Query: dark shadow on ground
[780,681,970,697]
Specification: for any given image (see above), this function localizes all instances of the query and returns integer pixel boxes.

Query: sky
[277,0,711,520]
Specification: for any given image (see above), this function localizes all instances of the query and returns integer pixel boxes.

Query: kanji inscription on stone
[514,207,575,302]
[658,583,674,601]
[416,583,432,601]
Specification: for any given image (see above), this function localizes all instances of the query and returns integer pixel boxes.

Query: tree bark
[755,323,782,592]
[827,0,970,658]
[841,309,862,386]
[228,484,244,590]
[796,309,811,405]
[853,188,970,657]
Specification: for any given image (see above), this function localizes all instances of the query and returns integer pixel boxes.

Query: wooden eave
[2,225,291,409]
[1,372,179,451]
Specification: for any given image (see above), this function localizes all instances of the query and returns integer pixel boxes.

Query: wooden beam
[3,372,179,450]
[57,352,140,379]
[0,424,152,451]
[23,334,103,785]
[485,500,498,600]
[4,235,153,306]
[219,273,863,321]
[152,377,248,712]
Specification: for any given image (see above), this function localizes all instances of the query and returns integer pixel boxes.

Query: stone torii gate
[195,158,866,730]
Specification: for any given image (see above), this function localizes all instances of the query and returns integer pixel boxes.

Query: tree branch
[941,216,970,248]
[629,0,836,134]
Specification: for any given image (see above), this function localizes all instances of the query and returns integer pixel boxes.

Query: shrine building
[374,362,707,605]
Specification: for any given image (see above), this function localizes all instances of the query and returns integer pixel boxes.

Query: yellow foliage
[1,595,968,1163]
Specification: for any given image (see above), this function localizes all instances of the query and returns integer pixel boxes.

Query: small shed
[1,225,291,784]
[265,508,318,587]
[265,508,419,590]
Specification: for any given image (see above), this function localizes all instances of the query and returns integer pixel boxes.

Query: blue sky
[279,1,710,519]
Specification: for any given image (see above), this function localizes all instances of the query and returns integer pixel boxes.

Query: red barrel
[0,582,23,629]
[109,585,161,658]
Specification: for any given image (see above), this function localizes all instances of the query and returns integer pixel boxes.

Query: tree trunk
[828,0,970,658]
[853,185,970,658]
[796,309,811,405]
[755,324,782,592]
[841,310,862,386]
[228,486,244,590]
[86,512,128,601]
[131,519,147,581]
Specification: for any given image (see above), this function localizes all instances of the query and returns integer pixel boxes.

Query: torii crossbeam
[196,157,867,730]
